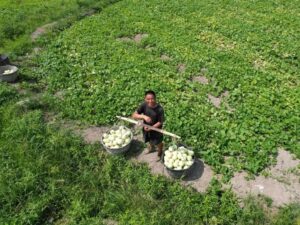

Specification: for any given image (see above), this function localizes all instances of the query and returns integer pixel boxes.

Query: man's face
[145,94,156,107]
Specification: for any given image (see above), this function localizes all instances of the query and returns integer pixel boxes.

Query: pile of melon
[3,69,14,75]
[102,126,132,149]
[163,145,194,170]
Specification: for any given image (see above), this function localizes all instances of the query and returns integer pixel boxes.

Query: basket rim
[100,126,133,151]
[0,65,18,76]
[162,144,195,172]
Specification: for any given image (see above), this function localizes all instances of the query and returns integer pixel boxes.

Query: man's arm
[142,120,161,131]
[132,111,152,123]
[133,103,150,122]
[132,111,146,120]
[152,121,162,128]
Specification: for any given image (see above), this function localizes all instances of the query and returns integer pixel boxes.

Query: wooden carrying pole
[116,116,181,139]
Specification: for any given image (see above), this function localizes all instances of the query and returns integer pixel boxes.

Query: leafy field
[37,0,300,178]
[1,101,299,225]
[1,0,300,224]
[0,0,119,56]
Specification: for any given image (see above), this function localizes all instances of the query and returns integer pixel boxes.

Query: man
[132,90,164,159]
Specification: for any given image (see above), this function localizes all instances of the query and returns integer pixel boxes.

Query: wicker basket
[100,126,133,155]
[162,144,195,179]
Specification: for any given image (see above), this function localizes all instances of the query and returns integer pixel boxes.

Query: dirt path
[134,148,213,192]
[10,85,299,208]
[31,22,58,41]
[80,125,300,206]
[77,125,214,193]
[43,118,215,194]
[230,148,300,207]
[41,117,300,206]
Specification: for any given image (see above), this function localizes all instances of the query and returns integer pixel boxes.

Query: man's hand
[144,126,151,132]
[136,120,143,127]
[132,112,152,123]
[143,115,152,123]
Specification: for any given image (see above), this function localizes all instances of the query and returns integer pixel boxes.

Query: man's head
[144,90,156,107]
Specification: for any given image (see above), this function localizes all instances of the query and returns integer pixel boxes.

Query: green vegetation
[0,0,119,56]
[1,0,300,224]
[0,83,17,105]
[0,104,253,224]
[1,103,299,224]
[37,0,300,178]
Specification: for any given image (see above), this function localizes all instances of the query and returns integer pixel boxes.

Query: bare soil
[208,94,222,108]
[46,121,300,203]
[208,90,233,111]
[230,148,300,207]
[31,22,58,41]
[134,147,213,192]
[133,33,148,43]
[160,54,172,61]
[193,76,209,84]
[81,126,110,144]
[177,64,186,73]
[116,33,148,43]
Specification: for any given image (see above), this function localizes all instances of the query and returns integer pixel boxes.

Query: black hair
[144,90,156,98]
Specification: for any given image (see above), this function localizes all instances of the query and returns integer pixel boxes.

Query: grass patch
[0,103,299,224]
[0,0,120,57]
[0,83,18,106]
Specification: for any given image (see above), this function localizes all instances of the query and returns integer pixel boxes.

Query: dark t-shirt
[136,102,164,128]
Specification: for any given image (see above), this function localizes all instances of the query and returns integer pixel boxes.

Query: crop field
[0,0,299,224]
[0,0,119,56]
[37,0,299,177]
